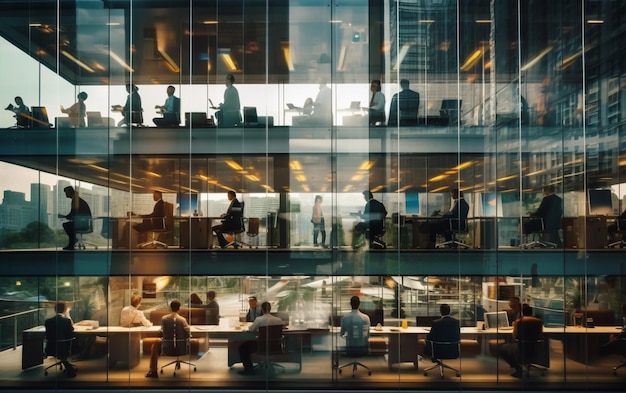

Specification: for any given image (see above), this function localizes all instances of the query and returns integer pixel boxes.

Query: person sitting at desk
[131,190,165,244]
[505,296,522,325]
[498,303,543,378]
[145,299,190,379]
[368,79,386,125]
[58,186,92,251]
[153,85,180,127]
[212,190,242,248]
[245,296,263,322]
[60,92,88,127]
[212,73,241,127]
[425,304,460,358]
[311,78,332,125]
[44,302,77,378]
[428,188,469,248]
[523,185,563,247]
[5,96,30,127]
[120,295,153,327]
[204,290,220,325]
[115,83,142,127]
[353,190,388,249]
[608,208,626,244]
[600,303,626,357]
[237,301,284,375]
[302,97,314,116]
[388,79,419,126]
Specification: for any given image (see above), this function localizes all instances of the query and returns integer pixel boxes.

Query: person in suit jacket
[245,296,263,322]
[153,85,181,127]
[145,299,190,378]
[44,302,77,378]
[429,188,470,248]
[212,190,242,248]
[204,290,220,325]
[498,303,544,378]
[388,79,420,126]
[132,190,165,233]
[523,185,563,246]
[425,304,460,358]
[58,185,92,250]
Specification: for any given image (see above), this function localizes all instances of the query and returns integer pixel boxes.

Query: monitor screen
[405,192,420,215]
[243,107,258,125]
[484,311,509,329]
[440,99,462,110]
[177,192,198,216]
[31,106,50,128]
[185,112,207,127]
[588,189,612,215]
[480,192,503,217]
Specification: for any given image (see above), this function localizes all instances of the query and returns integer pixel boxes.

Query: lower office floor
[3,336,626,391]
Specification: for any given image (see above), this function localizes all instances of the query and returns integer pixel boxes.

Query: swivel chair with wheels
[251,324,285,375]
[74,217,97,250]
[520,218,557,248]
[423,340,461,378]
[337,322,372,377]
[44,337,77,376]
[223,203,246,248]
[435,218,469,249]
[608,219,626,248]
[244,217,260,248]
[138,202,173,248]
[612,337,626,375]
[160,321,196,376]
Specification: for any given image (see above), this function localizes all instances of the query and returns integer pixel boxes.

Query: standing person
[311,195,327,247]
[58,186,92,251]
[214,73,241,127]
[60,92,88,127]
[498,303,543,378]
[428,188,469,248]
[5,96,30,127]
[120,295,153,327]
[237,301,284,375]
[212,190,242,248]
[353,190,388,249]
[204,290,220,325]
[153,85,180,127]
[387,79,419,126]
[118,83,142,126]
[425,304,460,358]
[523,185,563,247]
[245,296,263,322]
[145,299,190,378]
[312,77,332,125]
[368,79,386,125]
[44,302,77,378]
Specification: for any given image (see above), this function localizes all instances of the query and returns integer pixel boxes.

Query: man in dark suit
[44,302,77,378]
[388,79,420,126]
[354,190,388,249]
[145,299,190,378]
[498,303,544,378]
[58,186,92,251]
[132,190,165,239]
[212,190,242,248]
[245,296,263,322]
[425,304,460,358]
[429,188,470,248]
[523,185,563,247]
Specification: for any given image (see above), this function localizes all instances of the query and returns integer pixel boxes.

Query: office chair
[337,323,372,377]
[138,202,173,248]
[435,218,469,249]
[423,340,461,378]
[160,321,196,376]
[245,217,260,248]
[608,219,626,248]
[223,203,246,248]
[74,217,98,250]
[252,324,286,375]
[44,337,76,376]
[517,338,548,377]
[520,218,557,248]
[612,337,626,375]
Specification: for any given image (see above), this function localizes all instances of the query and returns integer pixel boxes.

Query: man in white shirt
[120,295,153,327]
[238,301,283,375]
[340,296,371,345]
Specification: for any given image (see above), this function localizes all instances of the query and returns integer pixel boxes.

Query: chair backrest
[516,338,543,365]
[427,340,460,360]
[164,201,174,231]
[247,217,260,236]
[345,319,370,357]
[161,317,190,357]
[257,324,284,356]
[449,218,467,232]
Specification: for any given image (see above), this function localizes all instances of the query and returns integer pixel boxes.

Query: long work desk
[23,324,622,371]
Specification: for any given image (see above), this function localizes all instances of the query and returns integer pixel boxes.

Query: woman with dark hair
[60,92,88,127]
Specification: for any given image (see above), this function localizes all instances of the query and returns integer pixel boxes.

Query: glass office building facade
[1,0,626,390]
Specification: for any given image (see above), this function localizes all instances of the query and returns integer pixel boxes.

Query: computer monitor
[243,107,258,125]
[359,308,384,326]
[185,112,207,127]
[177,192,198,216]
[31,106,51,128]
[484,311,510,329]
[588,189,613,215]
[440,99,461,111]
[405,192,420,215]
[86,111,103,127]
[480,192,503,217]
[349,101,361,110]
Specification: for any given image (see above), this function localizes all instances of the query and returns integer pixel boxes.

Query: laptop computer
[349,101,361,110]
[87,111,103,127]
[286,103,302,111]
[209,98,218,109]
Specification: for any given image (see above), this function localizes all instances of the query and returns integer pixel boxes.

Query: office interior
[1,0,626,391]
